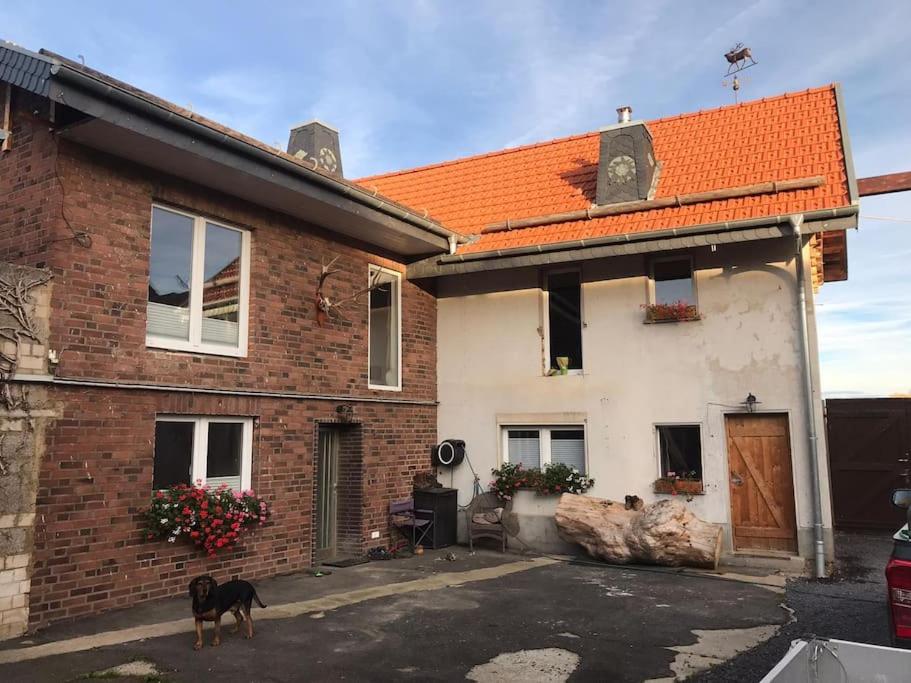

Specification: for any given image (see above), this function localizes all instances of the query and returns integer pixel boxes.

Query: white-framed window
[501,426,587,474]
[146,204,251,357]
[152,416,253,492]
[649,256,696,306]
[368,265,402,390]
[543,269,583,373]
[656,424,703,481]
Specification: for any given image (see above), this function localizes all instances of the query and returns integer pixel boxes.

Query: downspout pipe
[790,213,827,578]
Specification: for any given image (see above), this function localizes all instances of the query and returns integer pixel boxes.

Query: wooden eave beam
[858,172,911,197]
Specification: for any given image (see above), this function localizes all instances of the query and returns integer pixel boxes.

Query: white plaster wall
[436,238,833,559]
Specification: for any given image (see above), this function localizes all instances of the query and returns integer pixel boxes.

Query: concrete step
[720,551,807,575]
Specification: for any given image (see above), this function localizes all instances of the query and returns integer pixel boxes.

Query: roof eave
[407,205,859,279]
[45,62,462,257]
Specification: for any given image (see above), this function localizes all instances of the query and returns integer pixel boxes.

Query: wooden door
[826,398,911,529]
[726,414,798,553]
[315,428,339,561]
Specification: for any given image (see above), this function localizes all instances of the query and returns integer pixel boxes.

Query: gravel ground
[693,530,895,681]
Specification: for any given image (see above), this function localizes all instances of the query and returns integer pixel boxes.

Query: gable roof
[0,40,462,258]
[358,85,856,266]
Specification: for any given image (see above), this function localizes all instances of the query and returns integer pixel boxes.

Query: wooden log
[554,493,723,569]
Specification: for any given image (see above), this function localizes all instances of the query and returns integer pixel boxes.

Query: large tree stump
[554,494,722,569]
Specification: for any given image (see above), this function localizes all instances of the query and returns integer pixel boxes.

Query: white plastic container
[760,638,911,683]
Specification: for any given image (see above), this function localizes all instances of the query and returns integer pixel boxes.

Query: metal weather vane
[722,42,758,103]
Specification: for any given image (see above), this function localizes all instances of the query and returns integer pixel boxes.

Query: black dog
[188,575,266,650]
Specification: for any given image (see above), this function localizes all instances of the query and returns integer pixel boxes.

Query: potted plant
[144,482,270,558]
[653,471,704,495]
[490,462,594,501]
[642,300,700,323]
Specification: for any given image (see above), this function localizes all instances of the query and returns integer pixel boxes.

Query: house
[0,38,857,635]
[360,86,857,570]
[0,41,456,634]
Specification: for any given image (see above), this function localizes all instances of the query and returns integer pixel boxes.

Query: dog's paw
[193,641,202,651]
[211,638,221,647]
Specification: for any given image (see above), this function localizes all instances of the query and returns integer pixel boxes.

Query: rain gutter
[409,204,858,278]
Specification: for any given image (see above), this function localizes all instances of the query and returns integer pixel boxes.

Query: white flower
[160,518,168,524]
[168,536,176,543]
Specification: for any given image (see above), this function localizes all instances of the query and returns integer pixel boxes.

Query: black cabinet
[413,487,457,549]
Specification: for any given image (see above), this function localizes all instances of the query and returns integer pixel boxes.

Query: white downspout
[790,213,827,578]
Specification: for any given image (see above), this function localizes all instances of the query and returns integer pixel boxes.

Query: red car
[886,489,911,648]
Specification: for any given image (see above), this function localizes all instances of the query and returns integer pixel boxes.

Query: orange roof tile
[357,85,851,255]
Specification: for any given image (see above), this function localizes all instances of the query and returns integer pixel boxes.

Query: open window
[545,270,583,372]
[153,416,253,492]
[146,205,251,356]
[646,257,698,322]
[368,266,401,390]
[656,424,702,482]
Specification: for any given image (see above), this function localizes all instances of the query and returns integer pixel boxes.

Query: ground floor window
[502,426,586,474]
[656,424,702,480]
[153,416,253,491]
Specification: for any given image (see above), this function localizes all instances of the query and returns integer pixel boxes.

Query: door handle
[731,472,743,487]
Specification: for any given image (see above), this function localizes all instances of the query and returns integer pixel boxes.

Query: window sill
[146,337,247,358]
[368,383,403,392]
[653,481,705,495]
[545,369,584,377]
[643,315,702,324]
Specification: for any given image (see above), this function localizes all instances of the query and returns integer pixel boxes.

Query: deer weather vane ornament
[723,43,757,75]
[722,43,758,103]
[315,256,384,326]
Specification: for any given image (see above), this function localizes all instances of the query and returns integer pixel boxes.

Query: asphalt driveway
[693,529,895,681]
[0,549,789,682]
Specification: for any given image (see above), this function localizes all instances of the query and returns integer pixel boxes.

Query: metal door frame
[315,427,340,561]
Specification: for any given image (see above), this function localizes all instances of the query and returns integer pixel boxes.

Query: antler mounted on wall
[315,256,384,326]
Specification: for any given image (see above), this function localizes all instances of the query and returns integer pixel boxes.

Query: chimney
[594,107,657,206]
[287,120,343,177]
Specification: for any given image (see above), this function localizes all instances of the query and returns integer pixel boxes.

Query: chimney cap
[616,105,633,123]
[289,118,339,133]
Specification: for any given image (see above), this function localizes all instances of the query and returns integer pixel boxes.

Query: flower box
[490,462,594,502]
[144,483,270,557]
[643,302,700,323]
[653,478,704,495]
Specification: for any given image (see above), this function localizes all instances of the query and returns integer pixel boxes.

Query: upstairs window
[546,271,583,372]
[368,266,401,390]
[652,257,695,306]
[147,205,250,357]
[153,416,253,492]
[657,424,703,481]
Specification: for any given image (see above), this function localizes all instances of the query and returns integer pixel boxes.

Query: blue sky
[2,0,909,395]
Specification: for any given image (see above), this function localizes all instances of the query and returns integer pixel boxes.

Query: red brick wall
[30,382,435,628]
[0,91,61,268]
[0,97,440,628]
[43,140,436,401]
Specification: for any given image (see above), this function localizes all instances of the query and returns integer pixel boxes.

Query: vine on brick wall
[0,271,52,410]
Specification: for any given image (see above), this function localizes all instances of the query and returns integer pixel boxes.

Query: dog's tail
[253,589,266,608]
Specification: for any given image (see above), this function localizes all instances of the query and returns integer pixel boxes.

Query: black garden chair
[389,498,435,549]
